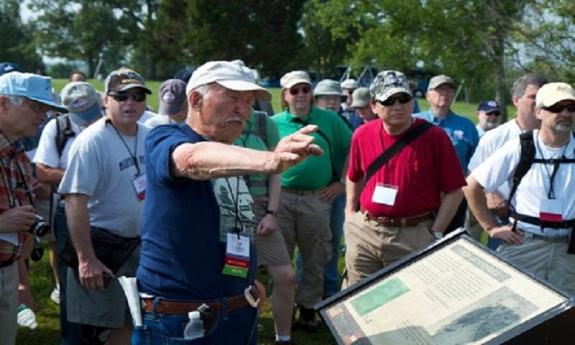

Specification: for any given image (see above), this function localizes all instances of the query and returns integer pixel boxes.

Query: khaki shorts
[252,197,291,267]
[67,246,140,328]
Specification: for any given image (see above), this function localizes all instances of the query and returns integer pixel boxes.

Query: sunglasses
[543,103,575,113]
[378,94,412,107]
[109,92,147,102]
[289,86,311,96]
[486,111,501,117]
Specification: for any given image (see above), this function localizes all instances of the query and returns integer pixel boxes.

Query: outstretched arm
[171,124,323,180]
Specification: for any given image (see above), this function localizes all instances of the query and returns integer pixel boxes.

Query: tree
[136,0,192,79]
[27,0,150,77]
[185,0,306,77]
[0,0,43,73]
[304,0,534,119]
[514,0,575,82]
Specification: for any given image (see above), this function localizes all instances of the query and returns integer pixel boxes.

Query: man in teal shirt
[413,74,478,232]
[273,71,352,332]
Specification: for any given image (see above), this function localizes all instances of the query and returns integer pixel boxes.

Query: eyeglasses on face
[543,103,575,113]
[289,86,311,96]
[25,99,53,118]
[109,92,147,102]
[377,94,412,107]
[486,111,501,117]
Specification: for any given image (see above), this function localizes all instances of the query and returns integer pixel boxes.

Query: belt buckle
[244,286,260,308]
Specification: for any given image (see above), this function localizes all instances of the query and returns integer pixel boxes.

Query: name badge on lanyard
[539,198,563,222]
[131,173,146,201]
[222,230,250,278]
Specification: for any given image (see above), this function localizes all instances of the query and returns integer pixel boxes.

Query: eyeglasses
[377,94,412,107]
[289,86,311,96]
[25,99,53,118]
[543,103,575,113]
[486,111,501,117]
[109,92,147,102]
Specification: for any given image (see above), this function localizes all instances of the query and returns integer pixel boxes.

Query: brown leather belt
[141,286,260,315]
[363,210,435,227]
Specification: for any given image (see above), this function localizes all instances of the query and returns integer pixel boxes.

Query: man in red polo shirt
[343,70,466,287]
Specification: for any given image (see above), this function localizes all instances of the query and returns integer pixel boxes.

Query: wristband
[265,209,276,216]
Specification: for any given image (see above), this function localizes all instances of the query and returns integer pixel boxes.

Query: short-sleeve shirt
[272,107,352,189]
[33,116,83,170]
[468,119,522,198]
[234,111,279,197]
[137,124,256,300]
[471,131,575,237]
[347,118,466,217]
[413,110,479,173]
[58,118,148,237]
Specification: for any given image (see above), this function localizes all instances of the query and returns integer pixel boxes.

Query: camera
[29,214,50,237]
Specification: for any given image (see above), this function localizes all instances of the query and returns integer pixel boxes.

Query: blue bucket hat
[0,72,68,113]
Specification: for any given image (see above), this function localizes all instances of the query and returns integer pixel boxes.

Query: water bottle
[183,311,204,340]
[17,304,38,329]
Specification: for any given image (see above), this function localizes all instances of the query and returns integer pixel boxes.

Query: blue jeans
[132,302,258,345]
[296,193,345,298]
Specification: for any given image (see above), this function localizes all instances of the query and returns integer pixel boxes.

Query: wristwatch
[265,209,276,216]
[430,230,443,240]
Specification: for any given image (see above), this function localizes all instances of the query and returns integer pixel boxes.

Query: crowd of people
[0,58,574,345]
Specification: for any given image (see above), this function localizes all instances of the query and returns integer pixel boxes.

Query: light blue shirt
[413,110,479,173]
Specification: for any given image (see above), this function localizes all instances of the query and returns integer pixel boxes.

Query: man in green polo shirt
[272,70,352,332]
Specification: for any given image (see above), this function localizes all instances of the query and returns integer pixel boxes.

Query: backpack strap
[364,121,433,183]
[507,131,536,215]
[254,110,268,148]
[55,115,75,157]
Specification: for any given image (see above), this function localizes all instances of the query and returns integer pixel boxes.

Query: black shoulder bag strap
[507,131,536,216]
[365,121,433,183]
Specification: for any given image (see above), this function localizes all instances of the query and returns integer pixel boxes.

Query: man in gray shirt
[59,68,151,344]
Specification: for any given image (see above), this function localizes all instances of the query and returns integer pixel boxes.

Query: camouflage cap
[370,70,411,103]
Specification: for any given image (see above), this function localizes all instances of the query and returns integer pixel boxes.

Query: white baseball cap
[536,82,575,108]
[186,60,271,101]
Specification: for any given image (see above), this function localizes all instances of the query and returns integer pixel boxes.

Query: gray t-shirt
[58,118,149,237]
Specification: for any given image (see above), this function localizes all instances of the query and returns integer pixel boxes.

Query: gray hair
[0,94,25,106]
[511,74,547,98]
[192,84,211,96]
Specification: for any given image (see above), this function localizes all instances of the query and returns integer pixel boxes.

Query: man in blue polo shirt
[414,75,478,232]
[133,60,322,345]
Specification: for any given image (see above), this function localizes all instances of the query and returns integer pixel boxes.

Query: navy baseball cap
[0,62,21,76]
[477,100,500,113]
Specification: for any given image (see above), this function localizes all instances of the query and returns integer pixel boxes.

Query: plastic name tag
[222,232,250,278]
[132,174,146,201]
[372,184,398,206]
[539,198,563,222]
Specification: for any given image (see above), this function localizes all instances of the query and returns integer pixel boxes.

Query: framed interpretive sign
[316,231,573,345]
